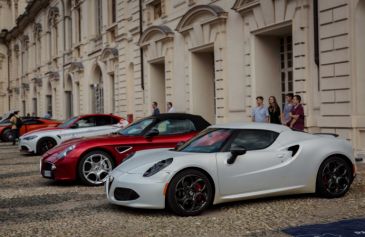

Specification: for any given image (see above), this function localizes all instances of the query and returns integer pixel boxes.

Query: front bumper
[40,154,78,181]
[105,171,171,209]
[19,138,36,154]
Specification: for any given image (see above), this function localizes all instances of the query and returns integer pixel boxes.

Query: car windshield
[177,128,233,153]
[58,116,79,128]
[119,118,154,136]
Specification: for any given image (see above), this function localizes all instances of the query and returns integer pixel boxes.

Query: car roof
[210,122,292,133]
[145,113,211,130]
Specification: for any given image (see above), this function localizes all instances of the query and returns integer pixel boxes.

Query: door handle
[277,154,285,158]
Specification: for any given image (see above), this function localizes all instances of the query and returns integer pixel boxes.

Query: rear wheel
[78,150,114,186]
[316,156,353,198]
[2,128,13,142]
[36,138,57,155]
[167,169,213,216]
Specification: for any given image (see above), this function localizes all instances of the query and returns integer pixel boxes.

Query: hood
[114,148,190,174]
[23,127,63,137]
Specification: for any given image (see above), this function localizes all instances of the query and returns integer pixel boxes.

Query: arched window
[91,65,104,113]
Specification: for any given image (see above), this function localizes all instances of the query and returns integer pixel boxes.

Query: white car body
[20,118,128,154]
[106,123,356,212]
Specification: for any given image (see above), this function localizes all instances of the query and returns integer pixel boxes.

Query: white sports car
[19,114,128,155]
[105,123,357,216]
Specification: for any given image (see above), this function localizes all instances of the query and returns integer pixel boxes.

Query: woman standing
[268,96,281,124]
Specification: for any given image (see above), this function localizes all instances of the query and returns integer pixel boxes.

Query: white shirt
[168,107,176,113]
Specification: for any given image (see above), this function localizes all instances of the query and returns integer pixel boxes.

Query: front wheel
[78,150,114,186]
[36,138,57,155]
[167,169,213,216]
[316,156,353,198]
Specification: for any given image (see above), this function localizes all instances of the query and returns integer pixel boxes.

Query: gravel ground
[0,142,364,237]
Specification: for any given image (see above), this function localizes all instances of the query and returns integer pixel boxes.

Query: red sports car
[41,113,210,185]
[0,117,61,142]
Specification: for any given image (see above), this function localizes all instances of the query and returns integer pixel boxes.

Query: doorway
[191,47,216,124]
[149,60,166,113]
[65,75,73,119]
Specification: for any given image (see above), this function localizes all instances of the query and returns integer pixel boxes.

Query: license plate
[44,170,52,177]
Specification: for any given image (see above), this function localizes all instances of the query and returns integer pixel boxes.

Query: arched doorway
[91,65,104,114]
[65,75,73,119]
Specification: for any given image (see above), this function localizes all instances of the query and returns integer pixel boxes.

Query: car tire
[167,169,213,216]
[78,150,115,186]
[2,128,12,142]
[316,156,353,198]
[36,138,57,155]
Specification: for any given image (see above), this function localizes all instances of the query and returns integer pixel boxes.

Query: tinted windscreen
[178,128,233,153]
[119,118,154,136]
[58,116,78,128]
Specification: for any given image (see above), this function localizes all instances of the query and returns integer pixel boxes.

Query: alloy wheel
[321,159,351,196]
[82,154,113,185]
[174,174,209,213]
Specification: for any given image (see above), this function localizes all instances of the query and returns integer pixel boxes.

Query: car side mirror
[227,146,247,164]
[175,141,185,150]
[145,128,159,138]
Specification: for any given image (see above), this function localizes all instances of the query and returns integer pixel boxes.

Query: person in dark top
[287,95,305,131]
[152,101,160,116]
[268,96,281,124]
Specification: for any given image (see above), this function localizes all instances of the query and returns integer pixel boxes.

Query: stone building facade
[0,0,364,155]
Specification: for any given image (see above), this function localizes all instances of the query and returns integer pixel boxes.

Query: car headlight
[143,158,173,177]
[56,145,76,159]
[24,135,38,140]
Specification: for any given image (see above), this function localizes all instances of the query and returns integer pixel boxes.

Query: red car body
[41,113,210,183]
[0,117,61,141]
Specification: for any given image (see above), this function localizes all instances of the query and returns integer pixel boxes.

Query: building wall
[0,0,364,154]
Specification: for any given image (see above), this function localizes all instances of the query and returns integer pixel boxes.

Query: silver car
[106,122,357,216]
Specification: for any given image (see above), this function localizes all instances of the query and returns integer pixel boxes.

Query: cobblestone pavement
[0,143,364,237]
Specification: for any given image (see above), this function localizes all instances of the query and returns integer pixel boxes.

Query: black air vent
[288,145,300,157]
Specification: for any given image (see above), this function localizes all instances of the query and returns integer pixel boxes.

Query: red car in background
[41,113,210,185]
[0,117,61,142]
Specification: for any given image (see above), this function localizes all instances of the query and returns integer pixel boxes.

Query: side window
[152,119,196,135]
[23,119,43,125]
[230,130,279,150]
[75,116,96,128]
[96,116,113,126]
[111,116,120,124]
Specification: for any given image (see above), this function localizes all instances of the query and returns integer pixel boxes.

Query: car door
[216,129,292,196]
[143,118,198,149]
[59,116,98,141]
[20,119,44,135]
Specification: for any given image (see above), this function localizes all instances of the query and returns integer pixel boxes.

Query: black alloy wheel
[316,156,353,198]
[167,169,213,216]
[37,138,57,155]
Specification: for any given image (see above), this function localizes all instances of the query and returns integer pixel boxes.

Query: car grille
[42,162,53,171]
[20,146,29,152]
[114,187,140,201]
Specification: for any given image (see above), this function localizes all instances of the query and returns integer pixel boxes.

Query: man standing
[287,95,305,131]
[167,102,176,113]
[251,96,269,123]
[10,111,22,145]
[152,101,160,115]
[282,93,294,124]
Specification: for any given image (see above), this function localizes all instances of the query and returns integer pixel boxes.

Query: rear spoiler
[313,133,339,137]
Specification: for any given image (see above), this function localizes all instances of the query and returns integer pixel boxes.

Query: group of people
[251,93,304,131]
[151,101,175,115]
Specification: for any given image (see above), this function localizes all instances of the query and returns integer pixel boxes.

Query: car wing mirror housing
[145,128,159,138]
[228,146,247,164]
